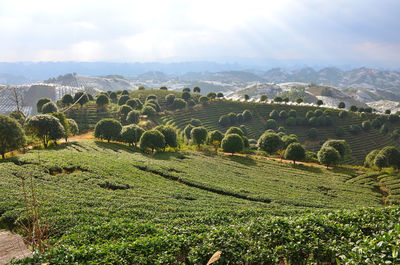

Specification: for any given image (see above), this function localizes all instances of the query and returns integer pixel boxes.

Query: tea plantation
[1,140,400,264]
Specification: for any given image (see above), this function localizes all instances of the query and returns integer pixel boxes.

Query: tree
[126,110,140,124]
[364,149,379,168]
[282,134,299,148]
[269,110,279,119]
[221,134,244,154]
[306,110,314,119]
[350,105,358,112]
[260,95,268,102]
[109,92,117,103]
[138,86,145,90]
[284,143,305,164]
[296,98,303,104]
[308,128,319,140]
[257,132,282,154]
[318,147,340,168]
[385,109,391,115]
[283,97,289,103]
[266,119,277,130]
[193,86,201,93]
[0,114,26,159]
[160,86,168,90]
[9,86,24,112]
[242,110,252,122]
[187,99,196,107]
[126,99,138,109]
[181,91,191,101]
[139,129,165,153]
[362,120,371,131]
[41,102,58,114]
[94,119,122,142]
[375,146,400,169]
[288,109,297,118]
[219,115,230,127]
[183,87,191,92]
[273,96,282,103]
[121,90,129,95]
[165,94,176,105]
[236,113,243,123]
[51,112,70,142]
[338,102,346,109]
[321,140,350,160]
[62,94,74,106]
[207,92,217,99]
[96,94,110,107]
[8,110,26,125]
[244,94,250,101]
[228,112,237,125]
[119,124,144,147]
[118,95,130,106]
[155,125,178,148]
[316,99,323,106]
[141,105,156,116]
[146,94,157,101]
[190,118,202,127]
[191,127,207,147]
[184,124,194,141]
[171,98,186,110]
[36,98,51,113]
[208,130,224,151]
[25,115,65,147]
[199,96,209,104]
[279,110,288,120]
[74,92,89,107]
[217,92,224,98]
[68,119,79,136]
[119,105,133,116]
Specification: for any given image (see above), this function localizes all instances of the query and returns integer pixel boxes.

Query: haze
[0,0,399,68]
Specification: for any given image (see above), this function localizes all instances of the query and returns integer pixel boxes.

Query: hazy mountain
[0,73,32,85]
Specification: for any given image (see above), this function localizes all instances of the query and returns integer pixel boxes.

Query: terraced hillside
[1,141,399,264]
[160,99,400,164]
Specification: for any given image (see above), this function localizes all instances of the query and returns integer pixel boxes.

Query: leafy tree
[68,119,79,136]
[87,93,94,101]
[385,109,391,115]
[51,112,70,142]
[193,86,201,93]
[308,128,319,140]
[217,92,224,98]
[316,99,323,106]
[119,124,144,147]
[321,140,350,160]
[389,114,399,123]
[338,102,346,109]
[283,97,289,103]
[207,92,217,99]
[279,110,288,120]
[362,120,371,131]
[375,146,400,169]
[260,95,268,102]
[62,94,74,106]
[225,127,244,137]
[121,90,129,95]
[146,94,157,101]
[141,105,156,116]
[266,119,277,130]
[273,96,282,103]
[242,110,252,121]
[221,134,244,154]
[187,99,196,107]
[364,149,379,168]
[306,110,314,119]
[318,147,340,168]
[0,114,26,158]
[183,87,191,92]
[36,98,51,113]
[286,117,296,126]
[138,86,145,90]
[244,94,250,101]
[338,111,348,119]
[257,132,282,154]
[126,110,140,124]
[236,113,243,123]
[25,115,65,147]
[269,110,279,119]
[96,94,110,106]
[284,143,305,164]
[314,109,323,117]
[74,92,89,107]
[184,124,194,141]
[190,118,202,127]
[119,105,133,116]
[94,119,122,143]
[126,99,138,109]
[296,98,303,104]
[165,94,176,105]
[139,129,165,153]
[228,112,237,125]
[8,110,26,125]
[282,134,299,148]
[219,115,230,127]
[146,100,161,112]
[380,124,389,135]
[199,96,209,104]
[288,109,297,118]
[349,124,361,135]
[41,102,58,114]
[191,127,208,147]
[155,125,178,148]
[208,130,224,150]
[109,92,117,102]
[118,95,130,105]
[350,105,358,112]
[160,86,168,90]
[336,127,345,137]
[171,98,186,110]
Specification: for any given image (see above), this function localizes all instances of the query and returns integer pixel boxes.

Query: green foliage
[207,92,216,99]
[284,143,305,164]
[219,115,230,127]
[244,94,250,101]
[321,140,350,160]
[126,110,140,124]
[316,99,323,106]
[140,129,165,153]
[118,95,130,106]
[199,96,209,104]
[51,112,70,141]
[288,109,297,118]
[191,127,208,147]
[193,86,201,93]
[226,127,244,137]
[350,105,358,112]
[217,92,224,98]
[279,110,288,120]
[25,114,65,147]
[242,109,252,122]
[36,98,51,113]
[258,132,282,154]
[308,128,319,140]
[165,94,175,105]
[282,134,299,148]
[374,146,400,169]
[146,94,157,101]
[184,124,194,140]
[318,146,340,167]
[182,91,191,101]
[67,119,79,136]
[171,98,186,110]
[94,119,122,142]
[273,96,282,103]
[364,149,379,168]
[336,127,345,137]
[207,130,224,145]
[221,133,244,154]
[189,118,202,127]
[119,105,133,116]
[306,110,314,119]
[155,125,178,148]
[266,119,277,130]
[119,124,145,146]
[183,87,190,92]
[296,98,303,104]
[286,117,296,126]
[260,95,268,102]
[228,112,237,125]
[41,102,58,114]
[236,113,243,123]
[8,110,26,125]
[338,110,348,119]
[160,86,168,90]
[362,120,372,131]
[0,114,26,158]
[338,102,346,109]
[269,109,278,119]
[96,94,110,106]
[349,125,361,135]
[380,124,389,135]
[141,105,156,116]
[61,94,74,105]
[74,92,89,106]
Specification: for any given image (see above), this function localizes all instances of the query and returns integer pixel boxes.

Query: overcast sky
[0,0,399,67]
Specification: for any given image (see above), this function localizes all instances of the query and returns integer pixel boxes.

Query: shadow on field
[94,141,139,154]
[152,152,187,160]
[225,155,257,166]
[291,163,323,173]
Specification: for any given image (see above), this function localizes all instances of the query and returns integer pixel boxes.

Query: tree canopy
[0,114,26,158]
[94,119,122,142]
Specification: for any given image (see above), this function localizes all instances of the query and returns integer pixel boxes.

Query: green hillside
[2,140,400,263]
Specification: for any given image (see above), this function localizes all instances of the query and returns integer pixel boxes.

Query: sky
[0,0,399,68]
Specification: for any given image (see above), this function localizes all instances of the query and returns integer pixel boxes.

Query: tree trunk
[108,139,110,143]
[2,153,5,159]
[293,160,296,165]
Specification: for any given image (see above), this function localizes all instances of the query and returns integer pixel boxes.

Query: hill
[2,140,400,263]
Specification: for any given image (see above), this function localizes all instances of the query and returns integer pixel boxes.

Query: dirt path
[0,231,32,265]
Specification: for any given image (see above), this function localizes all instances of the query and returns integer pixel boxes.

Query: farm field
[1,140,400,264]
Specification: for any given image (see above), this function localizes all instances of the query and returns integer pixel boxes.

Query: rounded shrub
[126,110,140,124]
[119,124,145,146]
[266,119,277,130]
[96,94,110,106]
[0,114,26,158]
[257,132,282,154]
[308,128,319,140]
[221,134,244,154]
[191,127,208,147]
[284,143,306,164]
[94,119,122,143]
[155,125,178,148]
[139,129,165,153]
[41,102,58,114]
[318,147,340,168]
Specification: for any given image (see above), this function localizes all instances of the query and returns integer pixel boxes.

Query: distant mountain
[180,71,264,83]
[0,73,32,85]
